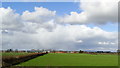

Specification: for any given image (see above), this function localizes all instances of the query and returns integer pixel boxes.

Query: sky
[1,0,118,51]
[2,2,81,15]
[2,2,118,32]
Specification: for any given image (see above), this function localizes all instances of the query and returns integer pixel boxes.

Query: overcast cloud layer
[1,1,118,51]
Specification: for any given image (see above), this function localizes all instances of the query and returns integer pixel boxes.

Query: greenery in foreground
[17,53,118,66]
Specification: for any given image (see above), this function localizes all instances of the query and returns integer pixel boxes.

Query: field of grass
[17,53,118,66]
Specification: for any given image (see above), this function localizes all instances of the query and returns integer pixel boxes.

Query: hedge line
[2,53,48,67]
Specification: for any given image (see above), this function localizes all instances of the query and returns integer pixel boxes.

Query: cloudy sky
[1,0,118,51]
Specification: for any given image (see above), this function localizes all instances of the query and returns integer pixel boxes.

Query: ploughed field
[2,52,30,56]
[17,53,118,66]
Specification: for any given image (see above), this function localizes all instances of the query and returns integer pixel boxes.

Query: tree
[6,49,13,52]
[79,50,84,53]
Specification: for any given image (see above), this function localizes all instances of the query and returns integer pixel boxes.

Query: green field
[17,53,118,66]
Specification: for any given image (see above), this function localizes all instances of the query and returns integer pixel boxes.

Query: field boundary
[2,53,48,67]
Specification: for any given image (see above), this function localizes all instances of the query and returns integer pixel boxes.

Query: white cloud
[0,7,56,32]
[98,41,116,45]
[1,6,118,51]
[57,0,118,24]
[0,7,24,31]
[21,7,56,32]
[2,24,118,51]
[22,7,56,24]
[76,40,83,43]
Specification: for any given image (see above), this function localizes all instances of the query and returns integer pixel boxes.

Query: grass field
[17,53,118,66]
